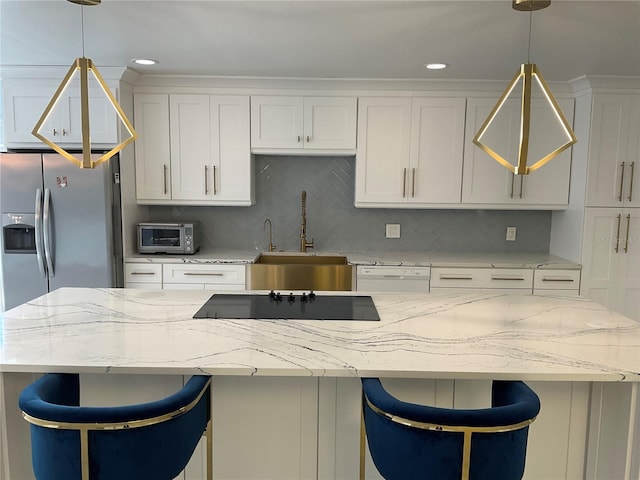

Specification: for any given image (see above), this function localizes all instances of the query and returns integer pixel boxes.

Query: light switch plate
[386,224,401,238]
[506,226,517,241]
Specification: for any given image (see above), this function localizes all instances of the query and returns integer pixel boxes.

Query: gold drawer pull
[183,272,225,277]
[491,276,525,281]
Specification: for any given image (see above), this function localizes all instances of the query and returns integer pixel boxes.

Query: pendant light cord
[527,10,532,63]
[80,4,86,58]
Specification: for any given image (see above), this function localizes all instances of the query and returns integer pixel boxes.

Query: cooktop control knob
[301,292,308,302]
[309,291,316,302]
[288,293,295,303]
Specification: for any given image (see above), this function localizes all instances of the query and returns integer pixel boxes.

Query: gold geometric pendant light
[32,0,137,169]
[473,0,577,176]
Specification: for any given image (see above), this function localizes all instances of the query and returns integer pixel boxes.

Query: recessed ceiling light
[424,63,448,70]
[132,58,159,66]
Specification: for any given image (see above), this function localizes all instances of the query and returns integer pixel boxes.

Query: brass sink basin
[248,253,353,291]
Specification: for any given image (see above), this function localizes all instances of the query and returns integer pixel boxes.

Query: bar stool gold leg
[206,418,213,480]
[359,407,366,480]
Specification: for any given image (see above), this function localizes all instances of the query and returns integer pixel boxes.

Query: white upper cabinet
[250,96,357,154]
[3,83,119,148]
[355,97,465,207]
[134,93,253,206]
[462,97,574,208]
[586,94,640,208]
[134,94,172,201]
[355,97,412,205]
[410,98,466,204]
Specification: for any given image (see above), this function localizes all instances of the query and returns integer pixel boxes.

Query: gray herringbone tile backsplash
[148,156,551,253]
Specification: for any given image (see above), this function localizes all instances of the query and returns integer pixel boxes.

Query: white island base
[1,288,639,479]
[2,374,638,480]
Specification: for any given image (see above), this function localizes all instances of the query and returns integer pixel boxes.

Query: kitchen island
[1,288,639,479]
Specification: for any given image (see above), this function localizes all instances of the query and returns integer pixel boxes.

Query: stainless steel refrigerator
[0,152,123,311]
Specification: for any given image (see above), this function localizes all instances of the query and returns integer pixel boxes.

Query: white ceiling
[1,0,639,82]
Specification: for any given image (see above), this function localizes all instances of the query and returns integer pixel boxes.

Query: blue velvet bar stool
[19,373,212,480]
[360,378,540,480]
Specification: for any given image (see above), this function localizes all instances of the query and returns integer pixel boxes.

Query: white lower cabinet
[533,269,581,296]
[162,264,246,290]
[124,263,163,289]
[581,207,640,321]
[430,267,534,292]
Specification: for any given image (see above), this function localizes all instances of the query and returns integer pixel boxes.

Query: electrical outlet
[506,226,517,241]
[386,224,401,239]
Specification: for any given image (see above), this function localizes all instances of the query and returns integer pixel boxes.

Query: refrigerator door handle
[34,189,47,278]
[43,188,55,278]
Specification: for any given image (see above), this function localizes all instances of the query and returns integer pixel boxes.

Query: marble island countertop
[1,288,636,381]
[126,249,580,269]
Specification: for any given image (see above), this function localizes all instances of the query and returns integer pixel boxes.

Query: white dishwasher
[356,265,431,293]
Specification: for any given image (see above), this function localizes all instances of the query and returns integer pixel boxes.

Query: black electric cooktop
[193,292,380,321]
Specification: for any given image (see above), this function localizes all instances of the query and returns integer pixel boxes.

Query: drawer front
[533,269,581,291]
[124,282,163,290]
[162,264,246,285]
[125,263,163,284]
[430,268,533,290]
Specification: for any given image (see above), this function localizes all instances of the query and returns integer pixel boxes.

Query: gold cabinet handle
[628,162,635,202]
[213,165,218,195]
[183,272,224,277]
[412,168,416,198]
[440,275,473,280]
[624,214,631,253]
[510,173,515,199]
[618,162,626,202]
[615,213,622,253]
[402,168,407,198]
[491,275,525,281]
[163,164,168,195]
[204,165,209,194]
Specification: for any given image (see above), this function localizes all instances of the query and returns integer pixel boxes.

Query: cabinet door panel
[170,95,211,201]
[3,86,51,144]
[518,98,573,205]
[134,94,171,200]
[617,209,640,321]
[586,95,639,207]
[581,208,622,310]
[410,98,465,203]
[66,83,119,145]
[462,98,519,204]
[304,97,357,149]
[211,96,252,203]
[355,97,412,205]
[250,96,303,149]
